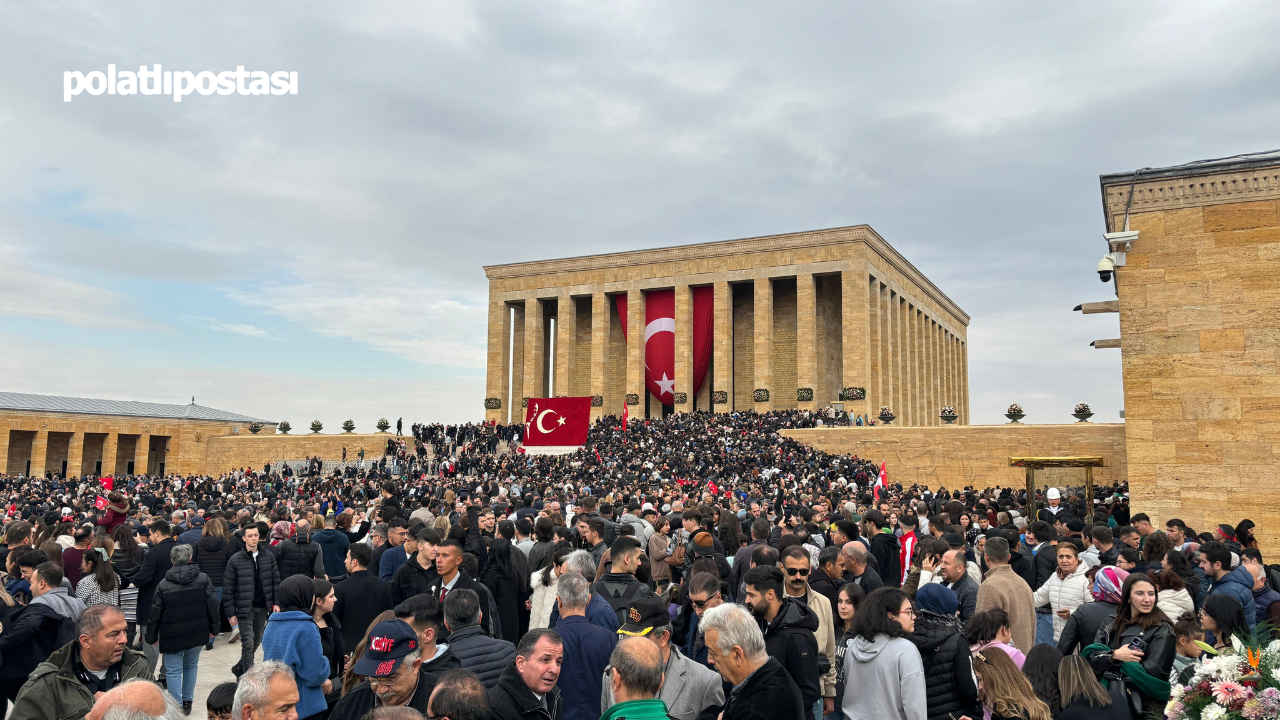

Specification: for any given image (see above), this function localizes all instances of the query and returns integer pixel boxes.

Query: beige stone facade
[1100,155,1280,553]
[482,226,971,424]
[785,424,1126,491]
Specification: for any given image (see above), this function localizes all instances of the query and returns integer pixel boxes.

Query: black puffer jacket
[448,624,517,689]
[274,535,323,579]
[195,535,231,586]
[223,547,281,618]
[761,597,821,720]
[487,659,562,720]
[1057,601,1118,656]
[112,547,143,589]
[908,611,981,720]
[146,563,219,653]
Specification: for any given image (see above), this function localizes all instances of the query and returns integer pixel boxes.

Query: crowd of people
[0,408,1271,720]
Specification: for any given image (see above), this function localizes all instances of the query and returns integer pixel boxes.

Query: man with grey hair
[85,678,184,720]
[699,603,803,720]
[554,573,617,720]
[330,619,436,720]
[146,542,220,713]
[13,605,149,720]
[233,661,299,720]
[842,540,883,591]
[602,597,723,720]
[487,628,563,720]
[443,589,516,689]
[601,637,668,719]
[547,549,621,632]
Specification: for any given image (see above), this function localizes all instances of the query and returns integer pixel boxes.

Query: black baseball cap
[353,619,419,677]
[618,596,670,637]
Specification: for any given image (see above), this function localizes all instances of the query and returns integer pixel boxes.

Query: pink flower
[1212,682,1249,705]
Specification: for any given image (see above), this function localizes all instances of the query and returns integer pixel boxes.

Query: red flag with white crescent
[523,397,591,447]
[621,400,629,432]
[99,476,113,491]
[643,289,676,405]
[95,496,108,510]
[873,462,887,499]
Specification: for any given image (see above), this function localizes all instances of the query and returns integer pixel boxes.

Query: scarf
[916,583,958,617]
[277,575,315,613]
[271,521,293,543]
[1093,566,1129,605]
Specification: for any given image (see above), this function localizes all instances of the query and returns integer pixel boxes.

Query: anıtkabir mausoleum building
[482,225,970,424]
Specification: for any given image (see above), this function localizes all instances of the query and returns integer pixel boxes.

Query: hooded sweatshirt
[842,634,926,720]
[762,597,822,720]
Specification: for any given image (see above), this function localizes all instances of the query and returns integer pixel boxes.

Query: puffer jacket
[908,611,981,720]
[448,624,517,689]
[194,535,231,587]
[223,547,281,619]
[146,563,219,653]
[1032,564,1092,641]
[274,534,324,579]
[10,642,148,720]
[1209,565,1258,628]
[1158,588,1195,620]
[529,569,558,629]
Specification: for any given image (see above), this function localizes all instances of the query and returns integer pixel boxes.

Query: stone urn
[1005,411,1025,424]
[878,406,895,425]
[1073,403,1094,423]
[939,406,957,425]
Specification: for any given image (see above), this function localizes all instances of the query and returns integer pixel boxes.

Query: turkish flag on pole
[873,462,887,499]
[643,289,676,405]
[99,476,113,491]
[621,400,629,431]
[95,496,108,510]
[523,397,591,450]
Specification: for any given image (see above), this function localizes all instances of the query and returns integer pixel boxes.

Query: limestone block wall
[204,432,401,473]
[785,424,1126,491]
[1101,158,1280,554]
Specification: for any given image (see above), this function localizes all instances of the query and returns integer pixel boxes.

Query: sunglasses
[785,567,810,576]
[691,593,720,608]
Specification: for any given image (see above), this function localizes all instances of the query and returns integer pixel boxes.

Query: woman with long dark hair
[1055,655,1127,720]
[480,537,521,643]
[312,578,344,715]
[527,517,559,573]
[1198,593,1247,653]
[972,647,1052,720]
[75,548,120,607]
[1235,520,1258,550]
[843,587,927,720]
[833,582,865,717]
[1021,644,1063,718]
[530,547,572,630]
[717,506,742,556]
[1161,550,1201,611]
[1087,573,1174,717]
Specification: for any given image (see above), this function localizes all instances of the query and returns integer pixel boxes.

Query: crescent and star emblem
[536,409,566,434]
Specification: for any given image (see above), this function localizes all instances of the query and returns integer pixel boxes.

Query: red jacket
[96,504,130,533]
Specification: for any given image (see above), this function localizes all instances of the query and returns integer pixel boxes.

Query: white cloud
[0,244,161,331]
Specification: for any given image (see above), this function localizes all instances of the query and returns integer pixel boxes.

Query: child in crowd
[207,682,237,720]
[1171,612,1204,683]
[965,607,1026,669]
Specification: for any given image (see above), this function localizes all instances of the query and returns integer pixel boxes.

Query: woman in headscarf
[1056,567,1128,655]
[270,520,293,546]
[908,583,981,720]
[262,576,331,719]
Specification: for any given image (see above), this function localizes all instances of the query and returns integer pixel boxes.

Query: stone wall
[1101,158,1280,554]
[204,432,401,473]
[785,424,1127,490]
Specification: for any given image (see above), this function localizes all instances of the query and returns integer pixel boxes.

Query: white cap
[1047,487,1061,500]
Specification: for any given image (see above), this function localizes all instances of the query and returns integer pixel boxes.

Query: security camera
[1097,255,1116,283]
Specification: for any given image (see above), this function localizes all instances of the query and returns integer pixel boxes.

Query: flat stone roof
[0,392,269,423]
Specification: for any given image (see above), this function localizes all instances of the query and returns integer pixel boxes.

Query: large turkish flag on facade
[523,397,591,447]
[616,288,714,407]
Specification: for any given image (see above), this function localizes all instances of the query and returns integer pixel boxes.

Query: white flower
[1272,667,1280,684]
[1230,636,1245,654]
[1171,683,1185,699]
[1268,639,1280,654]
[1202,703,1227,720]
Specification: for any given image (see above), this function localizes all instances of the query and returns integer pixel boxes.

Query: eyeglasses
[893,609,917,618]
[367,668,410,689]
[785,567,810,576]
[691,593,720,609]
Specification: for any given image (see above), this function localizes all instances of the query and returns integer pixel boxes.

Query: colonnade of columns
[0,422,167,478]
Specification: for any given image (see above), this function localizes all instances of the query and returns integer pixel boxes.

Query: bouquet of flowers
[1074,402,1091,413]
[1007,403,1023,414]
[1165,633,1280,720]
[879,405,893,416]
[941,406,956,416]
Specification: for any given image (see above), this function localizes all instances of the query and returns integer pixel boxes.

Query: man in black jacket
[272,519,325,580]
[330,619,437,720]
[396,594,462,679]
[428,540,502,640]
[392,527,441,604]
[743,566,821,720]
[699,603,804,720]
[730,520,771,596]
[132,519,177,676]
[334,543,394,652]
[223,525,281,677]
[443,589,515,689]
[862,510,900,588]
[486,628,563,720]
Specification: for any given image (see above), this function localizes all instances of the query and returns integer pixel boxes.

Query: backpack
[592,577,650,625]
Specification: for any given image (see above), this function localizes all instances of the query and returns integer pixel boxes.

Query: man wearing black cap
[602,596,724,720]
[329,619,436,720]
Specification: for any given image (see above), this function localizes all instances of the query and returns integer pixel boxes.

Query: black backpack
[592,577,650,625]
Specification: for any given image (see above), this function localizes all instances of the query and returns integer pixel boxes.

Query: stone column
[67,431,85,479]
[961,339,970,425]
[868,280,882,419]
[713,281,732,413]
[944,332,954,417]
[673,284,693,412]
[842,271,868,418]
[929,320,939,424]
[889,294,900,421]
[29,429,48,478]
[753,277,773,411]
[554,294,575,397]
[627,290,644,413]
[102,433,118,476]
[906,305,917,425]
[136,433,151,475]
[0,423,9,476]
[486,299,509,423]
[510,303,526,423]
[590,292,609,419]
[796,273,817,411]
[524,299,546,401]
[916,309,926,424]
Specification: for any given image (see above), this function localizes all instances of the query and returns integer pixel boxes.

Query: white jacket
[529,568,558,630]
[1033,564,1093,641]
[1158,588,1195,620]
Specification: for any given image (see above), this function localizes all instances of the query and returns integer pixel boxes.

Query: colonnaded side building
[482,225,970,424]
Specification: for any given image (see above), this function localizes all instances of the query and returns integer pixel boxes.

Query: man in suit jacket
[132,519,178,675]
[601,596,724,720]
[426,539,501,639]
[333,542,394,651]
[554,573,618,720]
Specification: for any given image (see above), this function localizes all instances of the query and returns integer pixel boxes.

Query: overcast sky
[2,2,1279,429]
